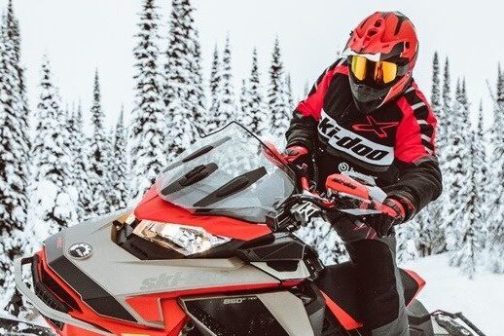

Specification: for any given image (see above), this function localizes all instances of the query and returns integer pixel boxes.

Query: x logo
[352,116,398,138]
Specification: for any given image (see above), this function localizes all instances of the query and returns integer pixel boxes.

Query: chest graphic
[352,115,398,139]
[318,111,394,167]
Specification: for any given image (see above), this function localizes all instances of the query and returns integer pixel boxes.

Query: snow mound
[402,253,504,336]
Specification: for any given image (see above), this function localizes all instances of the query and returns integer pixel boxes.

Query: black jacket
[286,59,442,219]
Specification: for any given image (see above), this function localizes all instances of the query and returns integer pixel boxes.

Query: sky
[2,0,503,129]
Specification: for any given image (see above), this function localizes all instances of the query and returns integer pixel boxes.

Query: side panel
[181,292,315,336]
[44,216,280,328]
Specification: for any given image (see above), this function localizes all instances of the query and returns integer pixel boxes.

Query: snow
[402,253,504,336]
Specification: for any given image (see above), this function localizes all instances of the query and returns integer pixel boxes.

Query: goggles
[349,55,402,85]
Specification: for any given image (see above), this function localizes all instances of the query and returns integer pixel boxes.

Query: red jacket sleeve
[385,88,442,220]
[395,96,437,163]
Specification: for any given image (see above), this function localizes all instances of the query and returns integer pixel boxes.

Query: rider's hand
[364,197,406,237]
[282,145,309,166]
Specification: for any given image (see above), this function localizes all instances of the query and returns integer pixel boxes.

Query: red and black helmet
[345,11,418,114]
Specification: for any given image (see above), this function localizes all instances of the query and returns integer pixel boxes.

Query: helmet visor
[350,55,398,85]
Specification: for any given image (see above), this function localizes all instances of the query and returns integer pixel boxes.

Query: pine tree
[487,66,504,273]
[285,73,294,111]
[71,103,92,220]
[445,80,472,252]
[241,48,267,136]
[31,58,76,239]
[207,45,222,133]
[217,36,237,127]
[411,52,446,256]
[110,107,129,211]
[186,12,206,136]
[87,71,109,215]
[431,52,441,115]
[268,38,290,139]
[131,0,167,197]
[475,101,489,249]
[450,84,482,278]
[164,0,200,158]
[238,78,249,124]
[0,4,30,312]
[440,59,460,250]
[440,57,452,153]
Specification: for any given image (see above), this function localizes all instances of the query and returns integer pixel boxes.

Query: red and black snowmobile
[15,123,485,336]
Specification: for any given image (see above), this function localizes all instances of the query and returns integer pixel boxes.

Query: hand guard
[364,197,406,237]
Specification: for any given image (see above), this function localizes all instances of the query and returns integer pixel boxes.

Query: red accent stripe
[321,291,363,330]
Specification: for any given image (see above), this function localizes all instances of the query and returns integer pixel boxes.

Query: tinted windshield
[156,123,296,223]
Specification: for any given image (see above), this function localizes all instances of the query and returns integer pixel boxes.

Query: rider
[283,12,442,336]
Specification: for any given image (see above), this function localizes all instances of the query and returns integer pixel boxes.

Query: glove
[282,146,314,185]
[364,197,406,237]
[282,145,309,166]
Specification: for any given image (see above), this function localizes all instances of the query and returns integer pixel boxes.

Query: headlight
[133,220,231,256]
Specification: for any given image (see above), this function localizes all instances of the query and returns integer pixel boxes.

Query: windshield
[156,123,296,223]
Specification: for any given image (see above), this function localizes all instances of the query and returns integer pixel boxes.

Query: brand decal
[338,162,350,172]
[140,271,227,291]
[318,111,394,166]
[68,242,93,260]
[223,297,257,305]
[352,115,398,139]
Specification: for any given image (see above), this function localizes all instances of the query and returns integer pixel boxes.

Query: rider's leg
[346,235,408,336]
[327,215,409,336]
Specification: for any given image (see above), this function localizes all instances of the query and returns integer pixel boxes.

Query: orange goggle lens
[350,55,398,84]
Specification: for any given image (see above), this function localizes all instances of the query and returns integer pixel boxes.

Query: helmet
[345,11,418,114]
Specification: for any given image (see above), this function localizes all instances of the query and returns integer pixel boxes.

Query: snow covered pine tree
[70,103,92,221]
[208,45,223,133]
[130,0,167,197]
[0,0,31,313]
[450,81,483,278]
[241,48,267,136]
[218,36,237,126]
[87,71,110,215]
[109,107,130,212]
[268,38,291,141]
[487,66,504,273]
[164,0,203,158]
[30,58,76,243]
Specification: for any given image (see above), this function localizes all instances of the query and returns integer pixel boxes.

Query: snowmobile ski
[0,316,54,336]
[432,310,486,336]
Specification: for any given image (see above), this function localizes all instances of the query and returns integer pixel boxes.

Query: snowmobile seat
[315,261,424,323]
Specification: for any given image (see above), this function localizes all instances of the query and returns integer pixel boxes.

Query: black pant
[327,213,409,336]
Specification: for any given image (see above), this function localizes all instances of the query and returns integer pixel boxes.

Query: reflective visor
[350,55,398,85]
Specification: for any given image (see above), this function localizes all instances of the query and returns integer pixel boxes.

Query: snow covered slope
[402,253,504,336]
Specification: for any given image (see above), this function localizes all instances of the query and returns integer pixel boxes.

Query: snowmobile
[14,123,485,336]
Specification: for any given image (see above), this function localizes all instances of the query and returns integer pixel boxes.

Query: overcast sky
[2,0,502,128]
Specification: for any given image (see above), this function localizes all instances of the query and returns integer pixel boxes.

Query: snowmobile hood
[134,186,272,241]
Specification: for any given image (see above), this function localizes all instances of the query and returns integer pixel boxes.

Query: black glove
[282,146,309,167]
[364,197,406,237]
[282,146,315,188]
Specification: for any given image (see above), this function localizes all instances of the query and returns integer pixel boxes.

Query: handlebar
[281,174,399,231]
